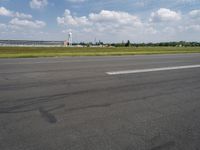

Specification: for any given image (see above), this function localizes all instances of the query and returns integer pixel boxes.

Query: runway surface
[1,54,200,150]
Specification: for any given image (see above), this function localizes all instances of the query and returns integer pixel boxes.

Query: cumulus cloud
[189,9,200,18]
[177,9,200,32]
[9,18,46,29]
[151,8,200,41]
[0,7,32,19]
[15,12,32,19]
[177,0,199,3]
[89,10,141,26]
[66,0,86,2]
[0,7,12,16]
[57,9,142,29]
[30,0,48,9]
[150,8,181,22]
[0,6,46,31]
[57,9,90,26]
[186,24,200,31]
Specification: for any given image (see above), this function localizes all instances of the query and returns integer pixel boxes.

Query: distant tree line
[74,41,200,47]
[111,41,200,47]
[1,40,199,47]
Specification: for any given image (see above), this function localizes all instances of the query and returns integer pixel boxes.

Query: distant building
[64,40,68,47]
[0,40,63,47]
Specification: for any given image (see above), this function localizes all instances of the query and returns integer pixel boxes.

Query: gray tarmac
[1,54,200,150]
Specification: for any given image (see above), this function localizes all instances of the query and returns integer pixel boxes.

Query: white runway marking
[107,64,200,75]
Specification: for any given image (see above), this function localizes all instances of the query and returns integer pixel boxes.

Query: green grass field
[0,46,200,58]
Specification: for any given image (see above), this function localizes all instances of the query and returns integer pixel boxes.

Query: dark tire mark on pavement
[150,141,176,150]
[39,107,57,124]
[65,103,112,113]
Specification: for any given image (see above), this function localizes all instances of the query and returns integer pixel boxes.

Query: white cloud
[0,7,32,19]
[14,12,32,19]
[57,9,90,26]
[30,0,48,9]
[177,0,199,3]
[57,9,142,28]
[89,10,142,26]
[186,24,200,31]
[0,6,12,17]
[189,9,200,18]
[150,8,181,22]
[66,0,86,2]
[9,18,46,29]
[0,6,46,32]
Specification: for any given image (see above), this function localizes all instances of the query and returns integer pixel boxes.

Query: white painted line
[106,64,200,75]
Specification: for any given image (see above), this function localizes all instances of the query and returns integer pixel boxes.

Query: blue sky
[0,0,200,42]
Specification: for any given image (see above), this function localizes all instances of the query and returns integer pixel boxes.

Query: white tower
[68,32,72,46]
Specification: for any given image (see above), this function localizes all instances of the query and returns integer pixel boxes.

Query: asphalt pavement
[1,54,200,150]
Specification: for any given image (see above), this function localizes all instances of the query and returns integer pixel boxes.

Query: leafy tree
[125,40,131,47]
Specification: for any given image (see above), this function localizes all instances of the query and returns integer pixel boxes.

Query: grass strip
[0,47,200,58]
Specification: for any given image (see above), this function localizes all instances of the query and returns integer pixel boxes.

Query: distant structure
[68,32,73,46]
[64,40,68,47]
[0,40,63,47]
